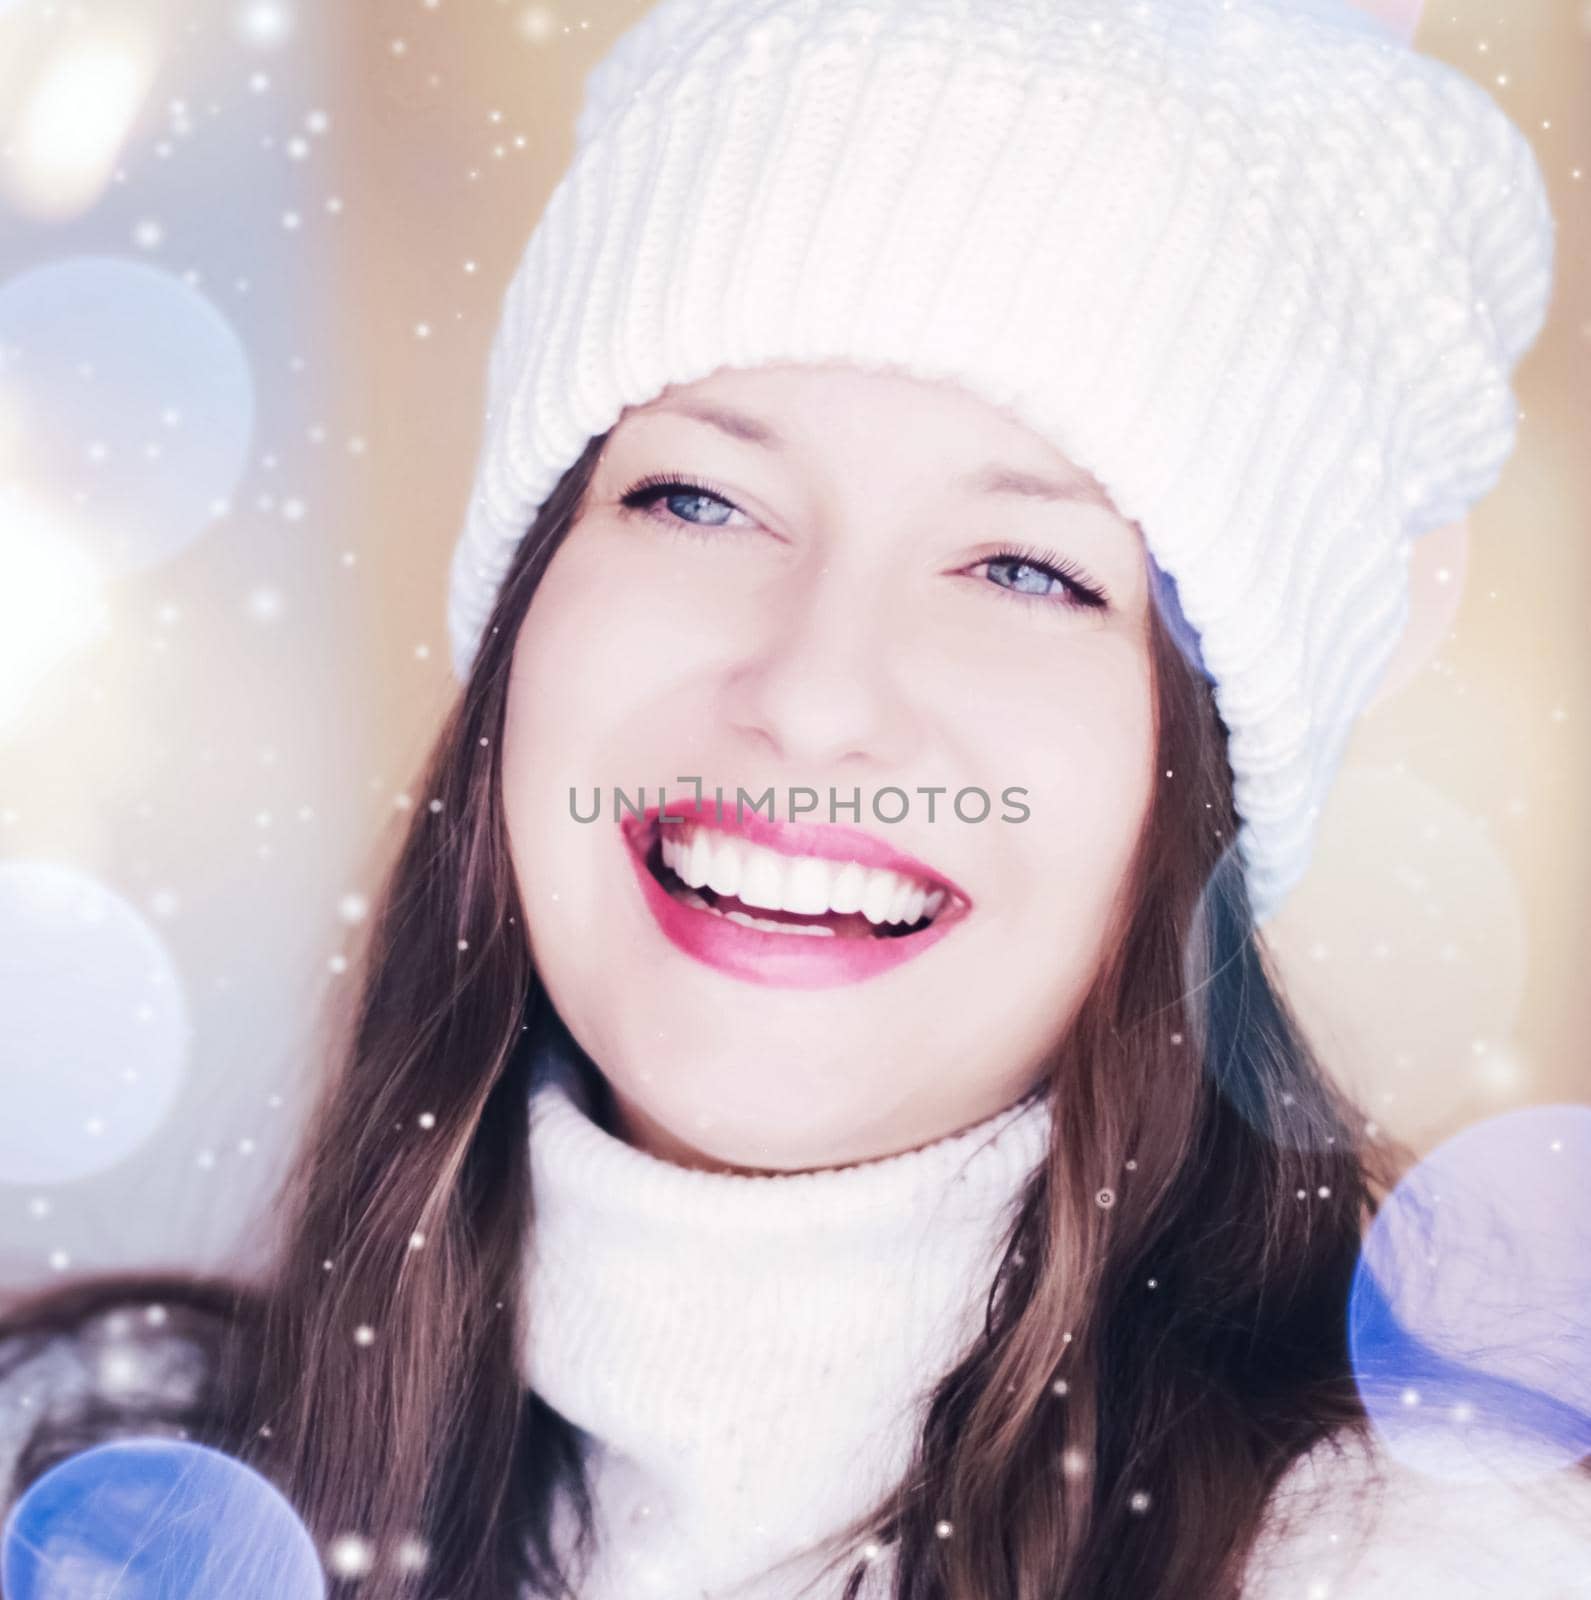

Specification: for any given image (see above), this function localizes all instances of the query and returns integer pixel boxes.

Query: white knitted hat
[446,0,1556,927]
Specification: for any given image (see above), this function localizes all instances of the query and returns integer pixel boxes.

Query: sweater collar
[519,1031,1054,1597]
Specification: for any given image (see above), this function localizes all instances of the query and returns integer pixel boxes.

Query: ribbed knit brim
[448,0,1555,926]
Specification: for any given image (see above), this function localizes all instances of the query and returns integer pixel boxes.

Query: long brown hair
[2,431,1584,1600]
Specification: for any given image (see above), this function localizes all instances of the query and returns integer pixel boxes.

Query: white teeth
[738,848,785,912]
[687,829,715,893]
[660,875,836,936]
[660,824,944,925]
[860,870,899,925]
[722,908,834,938]
[829,861,869,914]
[704,835,742,900]
[783,857,833,915]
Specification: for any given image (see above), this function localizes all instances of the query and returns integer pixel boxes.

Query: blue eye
[619,474,743,532]
[618,474,1110,613]
[979,544,1110,613]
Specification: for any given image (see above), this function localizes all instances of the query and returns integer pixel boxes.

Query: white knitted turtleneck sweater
[517,1049,1591,1600]
[520,1046,1053,1599]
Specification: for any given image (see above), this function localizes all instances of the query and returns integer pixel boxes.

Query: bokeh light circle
[1,1439,325,1599]
[0,257,254,574]
[1350,1104,1591,1483]
[0,861,191,1185]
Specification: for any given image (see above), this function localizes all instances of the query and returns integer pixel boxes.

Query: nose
[718,559,924,773]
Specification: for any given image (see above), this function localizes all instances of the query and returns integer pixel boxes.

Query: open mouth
[639,816,953,942]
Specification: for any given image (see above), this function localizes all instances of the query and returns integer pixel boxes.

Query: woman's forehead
[614,363,1116,501]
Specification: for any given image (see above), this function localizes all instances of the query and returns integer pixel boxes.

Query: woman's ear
[1368,516,1470,710]
[1346,0,1426,43]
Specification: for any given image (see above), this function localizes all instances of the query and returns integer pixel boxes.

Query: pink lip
[618,802,971,991]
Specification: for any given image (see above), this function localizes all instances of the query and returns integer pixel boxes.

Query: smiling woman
[3,0,1588,1597]
[502,363,1160,1169]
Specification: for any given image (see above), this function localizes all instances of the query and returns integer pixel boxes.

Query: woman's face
[502,363,1158,1172]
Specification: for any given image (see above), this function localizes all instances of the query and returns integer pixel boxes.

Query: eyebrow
[957,464,1116,509]
[642,399,1117,509]
[646,399,782,448]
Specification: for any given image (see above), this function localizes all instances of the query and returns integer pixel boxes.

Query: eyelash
[617,474,1110,613]
[982,541,1110,613]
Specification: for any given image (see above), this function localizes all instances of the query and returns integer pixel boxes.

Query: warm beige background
[0,1,1586,1290]
[337,0,1591,1149]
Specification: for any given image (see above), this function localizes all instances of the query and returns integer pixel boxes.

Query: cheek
[505,532,722,775]
[515,539,681,727]
[501,549,628,895]
[967,641,1157,910]
[500,532,734,893]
